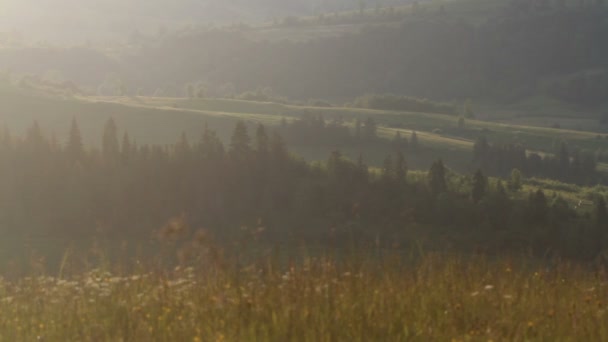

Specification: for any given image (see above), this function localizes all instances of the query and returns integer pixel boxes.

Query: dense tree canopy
[0,120,604,260]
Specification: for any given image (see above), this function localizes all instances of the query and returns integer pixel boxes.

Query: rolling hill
[1,83,606,173]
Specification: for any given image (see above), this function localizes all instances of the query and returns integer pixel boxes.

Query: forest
[1,119,606,262]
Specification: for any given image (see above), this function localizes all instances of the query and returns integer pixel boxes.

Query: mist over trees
[1,2,608,106]
[0,119,604,260]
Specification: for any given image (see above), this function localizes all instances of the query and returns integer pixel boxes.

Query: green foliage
[508,169,523,192]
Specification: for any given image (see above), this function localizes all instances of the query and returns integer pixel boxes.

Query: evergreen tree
[382,154,395,182]
[393,132,408,151]
[428,160,447,196]
[270,131,288,163]
[26,121,46,151]
[102,118,120,163]
[356,153,369,182]
[121,132,132,164]
[395,151,407,183]
[410,131,419,150]
[458,116,466,129]
[255,124,269,158]
[528,189,548,224]
[471,169,487,203]
[175,132,191,160]
[508,169,523,192]
[66,118,84,162]
[473,136,489,162]
[363,118,377,140]
[230,121,251,161]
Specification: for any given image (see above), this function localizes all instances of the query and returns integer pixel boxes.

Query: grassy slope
[142,96,607,152]
[1,85,606,174]
[2,253,608,341]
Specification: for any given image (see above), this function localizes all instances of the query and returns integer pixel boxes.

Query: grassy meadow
[1,84,607,175]
[1,246,608,341]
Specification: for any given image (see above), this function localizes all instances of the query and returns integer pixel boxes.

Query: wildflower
[109,277,122,284]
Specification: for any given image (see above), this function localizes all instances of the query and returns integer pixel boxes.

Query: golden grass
[1,250,607,341]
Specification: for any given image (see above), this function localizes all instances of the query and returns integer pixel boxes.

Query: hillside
[0,0,414,43]
[2,83,606,176]
[0,0,607,130]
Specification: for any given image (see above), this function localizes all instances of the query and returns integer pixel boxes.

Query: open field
[117,96,608,151]
[1,86,606,171]
[1,250,608,341]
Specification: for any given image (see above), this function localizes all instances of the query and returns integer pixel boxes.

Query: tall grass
[0,246,607,341]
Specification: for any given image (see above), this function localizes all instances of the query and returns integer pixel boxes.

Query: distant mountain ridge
[0,0,414,43]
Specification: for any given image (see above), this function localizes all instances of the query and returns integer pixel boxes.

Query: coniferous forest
[1,119,606,261]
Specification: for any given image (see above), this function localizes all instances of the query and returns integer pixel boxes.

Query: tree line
[473,137,601,185]
[0,120,606,260]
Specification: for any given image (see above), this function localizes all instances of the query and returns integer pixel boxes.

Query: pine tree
[471,169,487,203]
[356,153,369,182]
[457,116,465,129]
[175,132,191,161]
[255,124,269,158]
[473,136,489,162]
[121,132,132,164]
[102,118,120,164]
[66,118,84,162]
[393,132,407,151]
[508,169,522,192]
[382,155,395,182]
[270,131,288,164]
[410,131,419,150]
[428,160,447,196]
[528,189,548,224]
[395,151,407,183]
[26,121,46,150]
[230,121,251,161]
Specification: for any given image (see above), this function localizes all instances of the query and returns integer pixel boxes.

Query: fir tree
[395,152,407,183]
[102,118,120,163]
[230,121,251,161]
[471,169,487,203]
[255,124,269,158]
[66,118,84,162]
[428,160,447,196]
[410,131,419,150]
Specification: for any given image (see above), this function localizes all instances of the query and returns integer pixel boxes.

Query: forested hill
[0,0,413,43]
[114,1,608,104]
[2,0,607,109]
